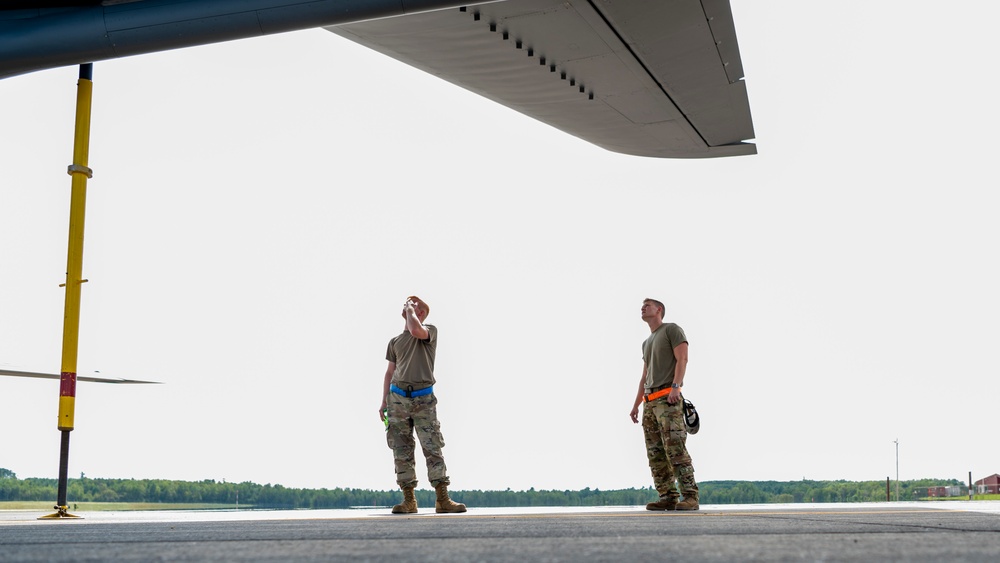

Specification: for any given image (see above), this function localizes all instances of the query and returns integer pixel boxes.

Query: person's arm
[630,365,647,424]
[379,361,396,422]
[667,342,688,404]
[403,301,429,340]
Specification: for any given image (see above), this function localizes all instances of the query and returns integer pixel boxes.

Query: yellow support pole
[58,74,92,431]
[41,63,94,520]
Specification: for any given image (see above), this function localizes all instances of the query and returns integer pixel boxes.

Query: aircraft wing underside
[326,0,755,158]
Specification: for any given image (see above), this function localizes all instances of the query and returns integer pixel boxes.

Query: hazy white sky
[2,1,998,493]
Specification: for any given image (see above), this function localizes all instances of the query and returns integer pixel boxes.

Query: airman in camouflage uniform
[630,298,699,511]
[379,296,466,514]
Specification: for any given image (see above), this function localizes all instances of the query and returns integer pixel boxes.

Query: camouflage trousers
[642,397,698,501]
[385,392,450,489]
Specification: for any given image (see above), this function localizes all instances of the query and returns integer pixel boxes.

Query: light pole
[893,438,899,502]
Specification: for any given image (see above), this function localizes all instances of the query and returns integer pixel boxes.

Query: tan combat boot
[434,483,467,513]
[675,495,699,511]
[645,498,678,511]
[391,486,418,514]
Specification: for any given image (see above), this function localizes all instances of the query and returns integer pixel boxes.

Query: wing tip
[0,369,163,385]
[603,141,756,159]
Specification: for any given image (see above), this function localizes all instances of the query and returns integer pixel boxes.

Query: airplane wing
[326,0,755,158]
[0,368,162,385]
[0,0,754,159]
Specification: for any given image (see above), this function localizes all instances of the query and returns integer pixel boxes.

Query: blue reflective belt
[390,384,433,398]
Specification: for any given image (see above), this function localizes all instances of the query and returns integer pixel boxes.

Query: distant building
[974,474,1000,494]
[927,486,962,497]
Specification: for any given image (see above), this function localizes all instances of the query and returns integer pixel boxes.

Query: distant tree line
[699,479,963,504]
[0,468,962,508]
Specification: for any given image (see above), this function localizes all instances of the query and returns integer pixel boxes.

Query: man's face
[640,301,662,321]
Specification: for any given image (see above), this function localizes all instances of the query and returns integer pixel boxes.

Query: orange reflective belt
[644,388,671,403]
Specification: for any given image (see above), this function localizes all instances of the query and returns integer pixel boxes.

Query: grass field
[926,494,1000,502]
[0,501,241,511]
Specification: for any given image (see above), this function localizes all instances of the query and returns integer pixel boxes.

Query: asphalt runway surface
[2,502,999,562]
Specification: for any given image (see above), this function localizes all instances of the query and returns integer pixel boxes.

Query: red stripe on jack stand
[60,372,77,397]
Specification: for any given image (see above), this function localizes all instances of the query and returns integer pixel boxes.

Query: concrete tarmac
[2,502,999,562]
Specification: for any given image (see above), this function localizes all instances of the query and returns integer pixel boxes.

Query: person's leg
[386,394,418,513]
[411,394,448,484]
[642,401,679,510]
[658,399,698,509]
[412,394,465,513]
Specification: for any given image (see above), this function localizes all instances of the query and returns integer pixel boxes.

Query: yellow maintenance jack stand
[40,63,95,520]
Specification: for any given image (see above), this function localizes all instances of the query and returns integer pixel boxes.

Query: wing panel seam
[583,0,709,147]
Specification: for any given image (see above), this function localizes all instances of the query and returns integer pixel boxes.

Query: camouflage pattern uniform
[385,323,452,489]
[642,322,698,503]
[642,395,696,501]
[386,392,449,488]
